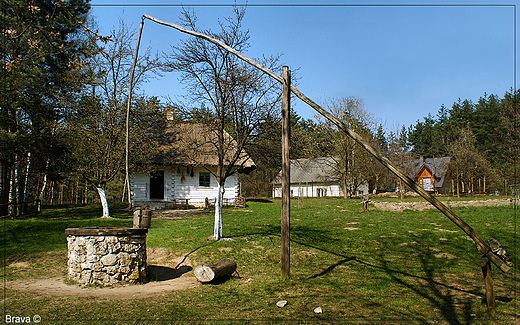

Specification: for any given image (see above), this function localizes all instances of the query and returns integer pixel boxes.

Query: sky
[89,0,516,131]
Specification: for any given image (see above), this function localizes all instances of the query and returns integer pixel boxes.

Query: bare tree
[447,127,494,196]
[312,97,376,198]
[164,7,282,239]
[70,19,163,218]
[386,125,413,198]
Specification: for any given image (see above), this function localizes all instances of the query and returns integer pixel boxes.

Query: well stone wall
[65,227,147,286]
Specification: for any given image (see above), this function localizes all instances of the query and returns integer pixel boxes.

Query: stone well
[65,227,147,286]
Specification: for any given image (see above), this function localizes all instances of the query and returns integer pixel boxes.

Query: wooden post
[477,256,496,310]
[125,17,145,209]
[281,66,291,279]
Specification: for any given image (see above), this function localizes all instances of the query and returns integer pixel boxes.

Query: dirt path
[372,198,512,212]
[6,274,199,299]
[6,247,200,299]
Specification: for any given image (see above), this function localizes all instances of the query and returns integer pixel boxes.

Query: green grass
[2,198,518,324]
[2,204,132,268]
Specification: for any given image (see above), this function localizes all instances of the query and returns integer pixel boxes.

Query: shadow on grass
[201,274,237,285]
[234,222,515,324]
[375,232,513,325]
[173,241,220,269]
[246,198,274,203]
[148,265,193,281]
[380,252,469,324]
[307,258,354,279]
[230,223,342,246]
[16,203,132,220]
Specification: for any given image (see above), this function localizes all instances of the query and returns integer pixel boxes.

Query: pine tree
[1,0,91,216]
[473,94,504,165]
[408,113,444,157]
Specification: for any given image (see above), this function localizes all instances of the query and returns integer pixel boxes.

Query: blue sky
[90,1,516,131]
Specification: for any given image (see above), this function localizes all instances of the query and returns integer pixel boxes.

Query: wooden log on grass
[194,258,237,283]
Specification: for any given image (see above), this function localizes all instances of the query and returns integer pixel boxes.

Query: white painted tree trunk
[96,187,111,218]
[213,182,224,240]
[9,154,19,216]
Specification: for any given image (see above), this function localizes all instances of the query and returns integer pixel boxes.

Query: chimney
[420,155,424,165]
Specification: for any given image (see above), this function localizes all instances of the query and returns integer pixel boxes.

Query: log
[194,258,237,283]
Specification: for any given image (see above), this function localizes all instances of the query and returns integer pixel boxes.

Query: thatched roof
[140,122,255,173]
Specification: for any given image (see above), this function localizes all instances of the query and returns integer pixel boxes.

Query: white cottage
[130,122,255,209]
[272,157,368,198]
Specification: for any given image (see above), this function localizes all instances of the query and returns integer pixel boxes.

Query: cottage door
[150,170,164,200]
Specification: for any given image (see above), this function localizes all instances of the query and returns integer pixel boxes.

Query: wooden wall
[130,166,239,207]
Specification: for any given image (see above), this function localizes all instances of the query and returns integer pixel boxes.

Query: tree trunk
[121,178,127,203]
[0,159,10,217]
[75,178,79,204]
[37,168,48,213]
[19,152,31,215]
[456,173,460,198]
[49,181,55,205]
[9,155,18,217]
[213,182,224,240]
[194,258,237,283]
[343,156,349,199]
[96,186,111,218]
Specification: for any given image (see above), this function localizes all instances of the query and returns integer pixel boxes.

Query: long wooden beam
[141,14,511,273]
[281,66,291,279]
[125,17,145,208]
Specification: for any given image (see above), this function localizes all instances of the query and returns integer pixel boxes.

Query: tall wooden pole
[124,17,145,209]
[281,66,291,279]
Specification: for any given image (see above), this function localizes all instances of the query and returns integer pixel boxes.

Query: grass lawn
[2,198,518,324]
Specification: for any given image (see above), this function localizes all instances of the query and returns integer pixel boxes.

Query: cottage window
[199,172,210,187]
[422,177,433,191]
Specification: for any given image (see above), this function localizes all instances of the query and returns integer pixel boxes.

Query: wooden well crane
[125,13,513,309]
